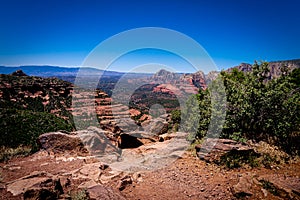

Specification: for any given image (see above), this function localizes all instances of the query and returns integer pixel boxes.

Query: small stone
[118,175,133,191]
[0,183,6,189]
[99,163,109,170]
[261,188,268,197]
[232,176,253,197]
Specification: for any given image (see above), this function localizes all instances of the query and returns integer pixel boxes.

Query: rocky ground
[0,129,299,200]
[122,154,300,200]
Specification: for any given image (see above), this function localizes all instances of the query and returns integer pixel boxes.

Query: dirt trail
[122,153,300,200]
[1,151,299,200]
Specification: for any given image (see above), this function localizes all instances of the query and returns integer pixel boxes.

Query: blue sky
[0,0,299,72]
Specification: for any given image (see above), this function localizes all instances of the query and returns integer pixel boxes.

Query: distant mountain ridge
[1,59,299,84]
[0,65,127,77]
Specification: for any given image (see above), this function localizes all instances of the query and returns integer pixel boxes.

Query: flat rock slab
[258,174,300,199]
[195,138,253,163]
[7,177,50,196]
[87,185,126,200]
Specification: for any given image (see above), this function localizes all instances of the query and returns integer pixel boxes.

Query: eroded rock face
[148,69,209,97]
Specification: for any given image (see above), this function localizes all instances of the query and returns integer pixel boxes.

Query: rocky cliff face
[227,63,252,73]
[205,70,220,84]
[268,59,300,78]
[149,69,207,96]
[227,59,300,79]
[180,70,207,90]
[150,69,181,83]
[204,59,300,84]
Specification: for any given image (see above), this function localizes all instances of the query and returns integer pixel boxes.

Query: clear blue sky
[0,0,299,71]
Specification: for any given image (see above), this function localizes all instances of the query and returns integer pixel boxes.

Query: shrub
[0,109,74,151]
[70,189,90,200]
[219,149,260,169]
[189,62,300,155]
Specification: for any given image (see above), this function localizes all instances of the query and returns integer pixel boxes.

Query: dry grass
[0,146,32,162]
[249,141,298,168]
[70,189,89,200]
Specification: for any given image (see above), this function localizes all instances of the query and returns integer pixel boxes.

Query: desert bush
[70,189,90,200]
[0,146,32,162]
[219,149,260,169]
[251,141,291,167]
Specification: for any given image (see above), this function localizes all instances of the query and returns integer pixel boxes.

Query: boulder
[195,138,255,163]
[114,117,139,133]
[38,132,89,156]
[143,118,169,136]
[77,127,121,157]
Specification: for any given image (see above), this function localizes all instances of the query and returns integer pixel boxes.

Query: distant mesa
[151,69,181,83]
[11,70,28,76]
